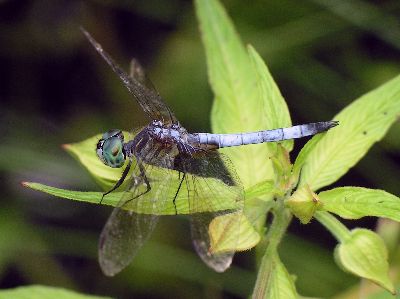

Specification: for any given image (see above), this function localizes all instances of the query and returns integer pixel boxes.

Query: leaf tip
[61,143,71,151]
[246,43,255,52]
[21,181,30,187]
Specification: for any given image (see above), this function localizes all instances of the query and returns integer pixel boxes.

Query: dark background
[0,0,399,298]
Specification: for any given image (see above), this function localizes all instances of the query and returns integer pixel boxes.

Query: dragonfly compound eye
[96,131,125,168]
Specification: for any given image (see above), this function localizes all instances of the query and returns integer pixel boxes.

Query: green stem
[315,211,351,242]
[252,201,292,298]
[265,201,292,251]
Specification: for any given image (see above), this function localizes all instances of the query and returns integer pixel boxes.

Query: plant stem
[252,201,292,298]
[315,211,351,242]
[265,201,292,252]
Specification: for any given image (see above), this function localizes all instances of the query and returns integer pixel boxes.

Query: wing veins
[81,29,177,124]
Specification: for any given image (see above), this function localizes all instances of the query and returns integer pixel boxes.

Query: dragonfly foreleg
[125,159,152,204]
[172,172,186,215]
[100,158,133,204]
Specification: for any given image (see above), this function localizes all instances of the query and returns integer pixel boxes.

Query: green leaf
[195,0,276,188]
[295,74,400,191]
[245,180,275,201]
[22,181,120,206]
[209,213,260,253]
[318,187,400,221]
[367,286,400,299]
[252,253,298,299]
[248,45,292,152]
[23,181,239,215]
[335,229,395,294]
[313,209,395,294]
[286,185,321,224]
[291,134,323,182]
[243,180,276,234]
[0,285,112,299]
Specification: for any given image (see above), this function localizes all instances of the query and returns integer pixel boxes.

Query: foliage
[19,0,400,298]
[0,285,112,299]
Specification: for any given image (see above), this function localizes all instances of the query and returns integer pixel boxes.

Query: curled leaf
[335,228,395,294]
[286,185,321,224]
[209,213,260,253]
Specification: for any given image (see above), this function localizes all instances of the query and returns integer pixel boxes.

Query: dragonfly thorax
[148,120,188,145]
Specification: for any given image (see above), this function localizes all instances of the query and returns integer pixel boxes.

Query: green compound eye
[96,130,125,168]
[101,129,121,140]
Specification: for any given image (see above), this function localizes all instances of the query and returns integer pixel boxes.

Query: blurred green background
[0,0,399,298]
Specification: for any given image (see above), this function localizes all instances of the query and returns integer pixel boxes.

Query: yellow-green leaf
[23,181,240,215]
[286,185,321,224]
[209,213,260,253]
[252,253,298,299]
[0,285,112,299]
[23,181,121,206]
[195,0,276,188]
[295,74,400,191]
[319,187,400,221]
[245,180,275,201]
[248,45,292,152]
[335,229,395,294]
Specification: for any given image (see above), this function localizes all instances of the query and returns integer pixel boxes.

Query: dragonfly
[82,29,338,276]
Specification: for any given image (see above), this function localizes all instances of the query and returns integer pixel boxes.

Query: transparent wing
[176,151,244,272]
[81,29,177,124]
[98,194,159,276]
[99,151,179,276]
[129,59,147,84]
[129,58,159,94]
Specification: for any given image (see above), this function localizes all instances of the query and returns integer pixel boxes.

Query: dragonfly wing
[127,58,177,124]
[177,151,244,272]
[129,59,146,84]
[129,58,152,88]
[99,202,158,276]
[99,155,178,276]
[81,29,177,124]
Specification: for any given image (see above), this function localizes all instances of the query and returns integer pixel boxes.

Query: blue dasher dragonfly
[82,29,338,276]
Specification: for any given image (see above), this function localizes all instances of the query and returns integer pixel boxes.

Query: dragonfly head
[96,130,126,168]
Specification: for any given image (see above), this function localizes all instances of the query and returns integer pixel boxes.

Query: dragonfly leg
[100,158,132,204]
[125,159,152,204]
[137,160,151,194]
[172,172,186,215]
